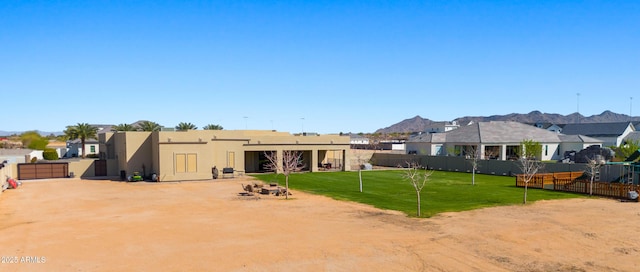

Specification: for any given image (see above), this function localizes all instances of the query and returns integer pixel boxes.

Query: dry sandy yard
[1,176,639,271]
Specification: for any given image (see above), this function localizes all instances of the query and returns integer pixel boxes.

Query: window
[90,145,96,153]
[545,145,548,156]
[175,153,197,173]
[506,145,520,160]
[227,152,235,168]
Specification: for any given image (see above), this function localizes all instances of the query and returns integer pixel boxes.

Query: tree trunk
[358,169,363,192]
[81,138,86,158]
[523,183,528,204]
[285,175,289,199]
[416,191,421,217]
[590,176,594,195]
[472,169,475,185]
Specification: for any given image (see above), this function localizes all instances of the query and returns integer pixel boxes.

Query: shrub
[43,148,59,160]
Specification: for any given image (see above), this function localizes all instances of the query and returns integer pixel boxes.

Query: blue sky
[1,1,638,134]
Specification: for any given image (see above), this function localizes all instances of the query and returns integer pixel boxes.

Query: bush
[86,154,99,158]
[43,148,59,160]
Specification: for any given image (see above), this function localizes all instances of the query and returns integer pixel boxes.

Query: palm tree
[111,123,136,132]
[138,121,161,132]
[64,123,98,158]
[175,122,197,131]
[202,124,223,130]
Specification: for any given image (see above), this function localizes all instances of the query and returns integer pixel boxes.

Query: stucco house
[66,138,100,158]
[406,121,603,161]
[99,130,351,182]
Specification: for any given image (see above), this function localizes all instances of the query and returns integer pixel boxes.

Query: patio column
[343,149,350,171]
[311,149,319,172]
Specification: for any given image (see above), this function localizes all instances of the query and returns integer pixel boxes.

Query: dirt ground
[1,176,639,272]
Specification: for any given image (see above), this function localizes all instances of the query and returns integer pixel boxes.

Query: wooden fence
[516,171,639,199]
[554,179,639,199]
[515,171,584,189]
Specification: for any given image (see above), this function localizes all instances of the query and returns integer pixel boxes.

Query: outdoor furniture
[260,185,285,195]
[222,167,234,178]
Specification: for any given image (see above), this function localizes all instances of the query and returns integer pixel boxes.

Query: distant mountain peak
[376,110,640,134]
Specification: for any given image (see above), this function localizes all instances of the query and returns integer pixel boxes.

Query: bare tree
[585,155,604,195]
[353,149,369,192]
[402,162,433,217]
[263,150,304,199]
[518,139,544,204]
[466,145,480,185]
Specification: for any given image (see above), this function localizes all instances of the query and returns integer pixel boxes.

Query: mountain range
[375,110,640,134]
[3,111,639,136]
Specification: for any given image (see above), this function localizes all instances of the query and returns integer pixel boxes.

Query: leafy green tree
[20,131,49,150]
[64,123,98,158]
[138,121,161,132]
[175,122,197,131]
[612,139,640,161]
[112,123,137,132]
[202,124,223,130]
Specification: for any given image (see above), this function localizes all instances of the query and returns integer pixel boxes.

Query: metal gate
[18,162,69,180]
[94,160,107,176]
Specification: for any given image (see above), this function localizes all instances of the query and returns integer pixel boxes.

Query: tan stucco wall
[156,130,350,181]
[66,159,119,178]
[111,132,154,178]
[104,130,351,182]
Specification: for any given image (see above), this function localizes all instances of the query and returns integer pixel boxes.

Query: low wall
[67,159,119,178]
[371,153,591,176]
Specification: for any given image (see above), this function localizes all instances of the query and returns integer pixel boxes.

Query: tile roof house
[559,122,634,147]
[406,121,603,161]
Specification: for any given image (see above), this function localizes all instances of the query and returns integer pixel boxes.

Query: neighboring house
[350,134,369,145]
[99,130,351,182]
[376,140,405,152]
[66,138,100,158]
[406,133,447,155]
[46,140,68,159]
[424,121,462,133]
[406,121,603,161]
[560,122,635,147]
[0,149,44,163]
[533,122,563,133]
[557,134,604,156]
[622,131,640,144]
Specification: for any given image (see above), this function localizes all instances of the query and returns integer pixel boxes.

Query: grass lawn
[251,170,587,217]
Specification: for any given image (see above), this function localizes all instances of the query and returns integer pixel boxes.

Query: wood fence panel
[18,163,69,180]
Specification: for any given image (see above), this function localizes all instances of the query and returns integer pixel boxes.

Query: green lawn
[251,170,586,217]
